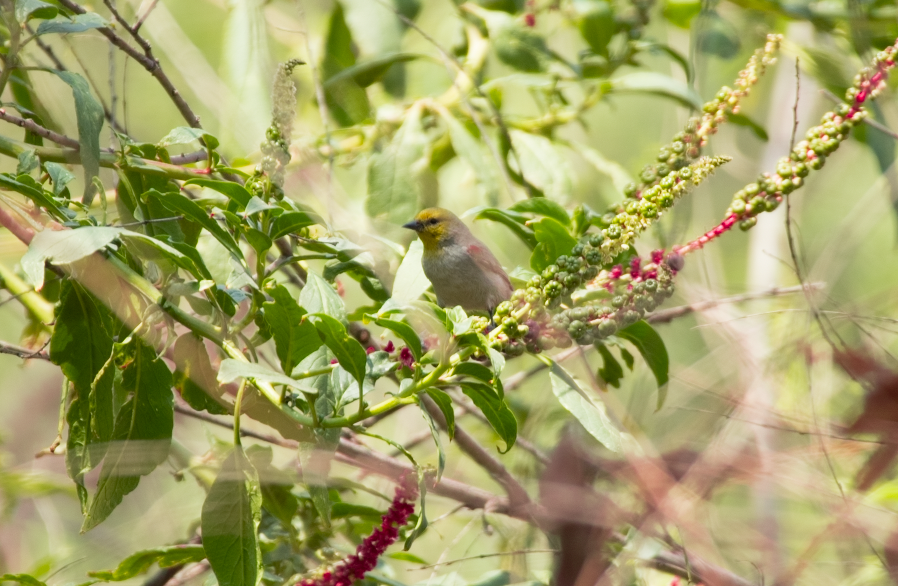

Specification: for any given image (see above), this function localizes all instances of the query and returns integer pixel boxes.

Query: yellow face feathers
[402,208,459,250]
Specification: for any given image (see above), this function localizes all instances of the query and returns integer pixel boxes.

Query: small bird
[403,207,513,315]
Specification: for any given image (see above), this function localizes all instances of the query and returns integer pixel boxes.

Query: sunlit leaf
[88,545,206,581]
[618,320,669,408]
[549,362,623,452]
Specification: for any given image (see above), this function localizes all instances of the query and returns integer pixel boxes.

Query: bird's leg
[487,307,497,330]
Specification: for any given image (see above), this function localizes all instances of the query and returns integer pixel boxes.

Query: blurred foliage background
[3,0,898,585]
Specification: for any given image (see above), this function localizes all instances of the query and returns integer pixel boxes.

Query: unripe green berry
[588,233,604,247]
[606,225,622,239]
[611,295,626,308]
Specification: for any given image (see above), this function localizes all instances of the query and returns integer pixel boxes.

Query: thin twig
[646,283,825,324]
[56,0,202,128]
[134,0,160,33]
[414,549,558,570]
[0,108,81,149]
[0,339,50,361]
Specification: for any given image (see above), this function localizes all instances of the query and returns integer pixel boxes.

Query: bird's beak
[402,220,420,232]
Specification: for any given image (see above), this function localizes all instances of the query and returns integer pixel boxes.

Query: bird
[403,207,513,316]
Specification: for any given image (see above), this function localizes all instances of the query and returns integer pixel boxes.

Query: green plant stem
[233,380,247,446]
[0,6,21,98]
[0,262,55,324]
[0,134,209,180]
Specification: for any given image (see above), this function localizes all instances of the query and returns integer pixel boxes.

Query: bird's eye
[428,218,439,225]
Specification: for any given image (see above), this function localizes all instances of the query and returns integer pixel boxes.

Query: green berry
[606,225,622,239]
[611,295,626,308]
[542,265,558,280]
[568,320,587,339]
[597,319,617,337]
[644,278,658,292]
[588,233,604,247]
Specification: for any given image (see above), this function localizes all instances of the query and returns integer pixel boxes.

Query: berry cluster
[297,477,418,586]
[490,245,680,354]
[678,40,898,253]
[626,34,782,196]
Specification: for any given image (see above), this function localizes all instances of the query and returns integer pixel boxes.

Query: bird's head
[403,208,463,251]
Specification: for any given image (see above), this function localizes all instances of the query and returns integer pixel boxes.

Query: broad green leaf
[0,172,66,217]
[15,0,57,22]
[36,13,107,34]
[151,191,245,261]
[662,0,701,28]
[509,199,570,226]
[245,445,298,528]
[300,272,346,322]
[453,362,493,384]
[17,149,38,175]
[460,383,516,453]
[474,208,537,249]
[492,19,550,72]
[604,72,703,110]
[263,285,322,375]
[309,314,367,398]
[509,131,572,201]
[425,389,455,441]
[118,230,205,278]
[618,321,669,408]
[173,334,228,415]
[695,12,740,59]
[530,217,577,273]
[202,448,262,586]
[366,103,427,224]
[22,226,122,290]
[595,344,623,388]
[574,0,614,56]
[271,211,317,240]
[88,545,206,581]
[217,359,317,393]
[373,316,422,360]
[83,343,174,531]
[548,364,622,452]
[159,127,220,150]
[439,112,500,206]
[52,283,114,495]
[49,71,103,203]
[184,178,250,208]
[321,3,370,126]
[387,552,428,564]
[385,239,430,308]
[45,162,75,196]
[1,575,46,586]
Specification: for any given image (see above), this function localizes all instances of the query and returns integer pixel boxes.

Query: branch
[56,0,202,128]
[0,107,81,149]
[0,339,49,360]
[646,283,825,324]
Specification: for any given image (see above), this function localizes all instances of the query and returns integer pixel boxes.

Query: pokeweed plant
[0,1,896,586]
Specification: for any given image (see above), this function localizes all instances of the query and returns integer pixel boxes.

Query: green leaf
[494,22,550,72]
[366,103,427,225]
[309,314,367,398]
[509,131,572,201]
[0,173,66,217]
[217,360,317,393]
[88,545,207,581]
[509,199,570,226]
[184,178,250,208]
[387,552,428,564]
[45,162,75,196]
[22,226,122,290]
[263,285,323,375]
[324,52,425,89]
[36,13,107,34]
[118,230,205,278]
[202,448,262,586]
[151,191,245,262]
[425,389,454,441]
[300,272,346,322]
[460,383,516,453]
[173,333,228,415]
[384,239,430,308]
[159,127,220,150]
[617,321,669,408]
[604,72,703,110]
[695,12,740,59]
[530,217,577,273]
[83,343,174,531]
[321,2,370,126]
[595,344,623,388]
[1,575,47,586]
[271,211,317,240]
[662,0,700,28]
[373,316,422,360]
[474,208,537,249]
[548,363,622,452]
[48,71,103,203]
[15,0,57,22]
[439,112,501,206]
[574,0,614,56]
[728,112,769,141]
[17,149,38,176]
[453,362,494,384]
[52,283,115,494]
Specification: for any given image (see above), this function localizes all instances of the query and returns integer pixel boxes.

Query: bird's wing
[467,242,513,291]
